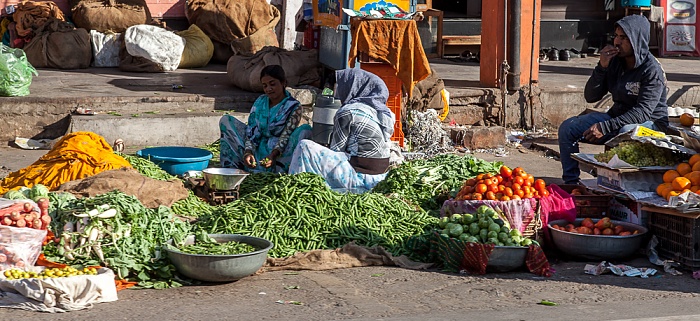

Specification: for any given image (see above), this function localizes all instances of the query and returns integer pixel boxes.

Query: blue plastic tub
[620,0,651,7]
[136,146,213,176]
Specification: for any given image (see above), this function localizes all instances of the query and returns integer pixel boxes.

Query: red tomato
[504,187,514,197]
[534,179,546,190]
[475,184,488,194]
[500,166,513,178]
[513,176,525,186]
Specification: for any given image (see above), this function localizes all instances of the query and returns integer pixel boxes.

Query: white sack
[90,30,122,68]
[124,25,185,71]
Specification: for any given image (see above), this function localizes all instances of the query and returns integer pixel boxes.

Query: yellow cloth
[0,132,132,194]
[348,19,431,98]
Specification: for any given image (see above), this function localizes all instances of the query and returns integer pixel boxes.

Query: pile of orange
[657,154,700,200]
[454,166,549,201]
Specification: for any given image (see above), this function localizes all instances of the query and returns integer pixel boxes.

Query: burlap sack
[176,24,214,68]
[211,40,234,64]
[227,46,320,92]
[230,6,280,56]
[262,243,433,272]
[71,0,151,33]
[186,0,276,44]
[23,18,91,69]
[57,167,189,208]
[407,71,446,112]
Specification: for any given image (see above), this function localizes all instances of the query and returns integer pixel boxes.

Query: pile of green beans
[171,191,215,218]
[195,173,438,258]
[120,153,177,181]
[176,241,257,255]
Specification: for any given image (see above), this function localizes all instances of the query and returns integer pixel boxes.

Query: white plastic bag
[124,25,185,72]
[0,225,47,270]
[90,30,122,68]
[0,267,118,312]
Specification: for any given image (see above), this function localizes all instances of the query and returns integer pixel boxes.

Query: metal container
[487,246,528,272]
[165,234,273,282]
[202,168,249,191]
[548,219,648,260]
[312,95,342,146]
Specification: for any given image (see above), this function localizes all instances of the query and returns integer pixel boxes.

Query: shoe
[548,48,559,61]
[559,49,570,61]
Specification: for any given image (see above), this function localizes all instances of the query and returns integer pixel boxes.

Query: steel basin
[487,246,528,272]
[202,168,249,191]
[165,234,273,282]
[548,219,648,260]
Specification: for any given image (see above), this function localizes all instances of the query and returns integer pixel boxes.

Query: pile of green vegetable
[3,184,51,201]
[195,173,438,257]
[373,154,502,212]
[44,191,190,289]
[437,205,533,246]
[171,232,258,255]
[119,153,176,181]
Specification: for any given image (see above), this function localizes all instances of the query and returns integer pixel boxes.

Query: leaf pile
[372,154,503,212]
[44,191,190,289]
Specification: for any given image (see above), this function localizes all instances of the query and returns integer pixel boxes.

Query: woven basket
[523,211,544,245]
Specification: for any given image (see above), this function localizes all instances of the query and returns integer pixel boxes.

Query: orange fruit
[690,154,700,167]
[673,177,692,191]
[692,185,700,193]
[680,113,695,127]
[663,170,681,183]
[667,190,681,200]
[693,161,700,172]
[687,171,700,185]
[657,183,673,196]
[677,163,693,176]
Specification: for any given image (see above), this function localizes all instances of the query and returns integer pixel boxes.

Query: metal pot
[548,219,648,260]
[202,168,249,191]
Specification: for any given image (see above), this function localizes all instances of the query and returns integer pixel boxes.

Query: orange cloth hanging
[348,19,431,98]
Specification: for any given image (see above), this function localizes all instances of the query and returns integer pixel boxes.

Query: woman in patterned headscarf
[289,68,395,192]
[219,65,312,173]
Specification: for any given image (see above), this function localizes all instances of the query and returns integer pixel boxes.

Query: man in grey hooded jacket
[557,14,669,184]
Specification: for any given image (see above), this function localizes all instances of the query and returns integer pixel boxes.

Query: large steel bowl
[548,219,648,260]
[202,168,249,191]
[165,234,273,282]
[487,246,528,272]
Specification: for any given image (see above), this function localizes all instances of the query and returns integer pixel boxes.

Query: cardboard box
[572,153,667,200]
[608,197,648,226]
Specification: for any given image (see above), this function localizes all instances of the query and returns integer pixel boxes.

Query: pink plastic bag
[538,184,577,230]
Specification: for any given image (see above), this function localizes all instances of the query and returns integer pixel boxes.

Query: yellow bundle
[0,132,132,194]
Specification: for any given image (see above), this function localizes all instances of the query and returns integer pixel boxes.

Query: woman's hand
[261,149,281,168]
[243,153,257,168]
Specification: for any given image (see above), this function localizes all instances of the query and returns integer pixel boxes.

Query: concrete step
[68,112,249,147]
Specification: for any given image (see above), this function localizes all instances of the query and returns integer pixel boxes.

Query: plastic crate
[648,211,700,269]
[361,62,404,147]
[558,184,613,219]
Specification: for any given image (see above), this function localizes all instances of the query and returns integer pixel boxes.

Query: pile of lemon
[3,267,98,280]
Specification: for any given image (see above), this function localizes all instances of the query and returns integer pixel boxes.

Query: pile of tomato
[454,166,550,201]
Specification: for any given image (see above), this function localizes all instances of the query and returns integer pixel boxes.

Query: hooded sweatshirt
[584,14,668,135]
[330,68,396,174]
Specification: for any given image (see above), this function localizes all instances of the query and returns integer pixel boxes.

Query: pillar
[480,0,541,89]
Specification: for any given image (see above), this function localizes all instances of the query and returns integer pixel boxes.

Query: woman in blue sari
[219,65,312,173]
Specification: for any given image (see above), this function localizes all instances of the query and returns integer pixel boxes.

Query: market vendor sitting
[219,65,312,173]
[557,15,669,185]
[289,68,395,192]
